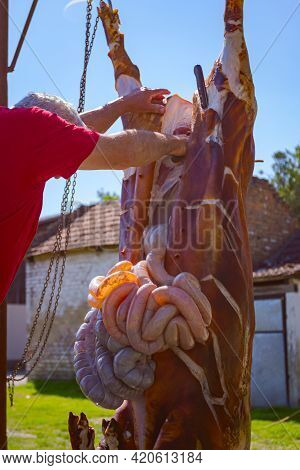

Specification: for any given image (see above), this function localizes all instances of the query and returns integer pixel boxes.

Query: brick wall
[26,249,118,380]
[247,178,299,269]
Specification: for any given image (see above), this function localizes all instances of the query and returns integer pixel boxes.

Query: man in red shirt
[0,89,187,304]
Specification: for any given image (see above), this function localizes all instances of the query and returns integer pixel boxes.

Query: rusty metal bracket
[7,0,39,73]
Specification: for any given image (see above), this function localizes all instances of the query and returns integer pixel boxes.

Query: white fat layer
[221,29,248,103]
[201,274,242,327]
[116,74,141,97]
[222,166,239,187]
[205,122,223,146]
[161,95,193,134]
[206,82,228,119]
[123,167,136,181]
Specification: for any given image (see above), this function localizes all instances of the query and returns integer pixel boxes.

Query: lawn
[7,380,113,450]
[7,380,300,450]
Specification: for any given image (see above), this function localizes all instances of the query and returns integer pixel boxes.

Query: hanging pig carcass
[69,0,257,450]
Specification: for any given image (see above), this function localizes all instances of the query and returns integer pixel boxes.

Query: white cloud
[64,0,85,12]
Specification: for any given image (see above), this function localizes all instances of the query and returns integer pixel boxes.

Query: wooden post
[0,0,8,106]
[0,0,9,451]
[0,301,7,450]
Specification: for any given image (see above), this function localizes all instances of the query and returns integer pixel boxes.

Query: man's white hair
[14,92,84,127]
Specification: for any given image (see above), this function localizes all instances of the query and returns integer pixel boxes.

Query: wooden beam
[0,0,9,451]
[0,0,8,106]
[0,300,7,450]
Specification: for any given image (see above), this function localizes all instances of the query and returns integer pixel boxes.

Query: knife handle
[194,65,208,110]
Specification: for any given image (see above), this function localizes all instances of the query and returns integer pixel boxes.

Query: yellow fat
[87,293,101,309]
[88,276,105,298]
[107,260,133,276]
[96,271,138,308]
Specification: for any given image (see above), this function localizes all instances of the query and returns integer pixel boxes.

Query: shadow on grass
[29,381,300,428]
[30,379,84,399]
[251,407,300,425]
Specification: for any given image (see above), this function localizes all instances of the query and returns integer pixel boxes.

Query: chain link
[7,0,99,406]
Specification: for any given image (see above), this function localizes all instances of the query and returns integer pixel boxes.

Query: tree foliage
[97,188,120,202]
[271,145,300,217]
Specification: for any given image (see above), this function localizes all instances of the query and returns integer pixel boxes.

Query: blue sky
[7,0,300,217]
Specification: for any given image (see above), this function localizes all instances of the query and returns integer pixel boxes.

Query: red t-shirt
[0,106,99,304]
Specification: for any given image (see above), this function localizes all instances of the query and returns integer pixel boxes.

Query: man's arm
[80,88,169,133]
[17,106,186,180]
[80,98,125,133]
[79,130,186,170]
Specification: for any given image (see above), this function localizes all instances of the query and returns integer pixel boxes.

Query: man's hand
[81,88,170,133]
[122,88,170,115]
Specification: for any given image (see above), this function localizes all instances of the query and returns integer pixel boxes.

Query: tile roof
[253,264,300,281]
[254,229,300,281]
[28,200,120,257]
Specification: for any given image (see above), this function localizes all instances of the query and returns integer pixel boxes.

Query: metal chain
[7,0,99,406]
[78,2,99,114]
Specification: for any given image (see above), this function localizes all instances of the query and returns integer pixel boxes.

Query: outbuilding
[8,177,299,407]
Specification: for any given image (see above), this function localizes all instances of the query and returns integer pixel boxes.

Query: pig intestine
[74,307,156,409]
[74,244,213,409]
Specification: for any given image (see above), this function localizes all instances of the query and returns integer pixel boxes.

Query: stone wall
[247,178,298,269]
[26,249,118,380]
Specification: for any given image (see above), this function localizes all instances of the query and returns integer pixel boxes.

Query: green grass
[7,380,113,450]
[251,407,300,450]
[7,381,300,450]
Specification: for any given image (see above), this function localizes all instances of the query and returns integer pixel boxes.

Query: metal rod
[194,64,208,110]
[8,0,39,73]
[0,0,9,450]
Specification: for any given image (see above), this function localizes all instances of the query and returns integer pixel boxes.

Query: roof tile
[254,229,300,280]
[28,200,120,256]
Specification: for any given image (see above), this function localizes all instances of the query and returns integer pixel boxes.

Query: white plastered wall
[7,304,27,362]
[286,290,300,407]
